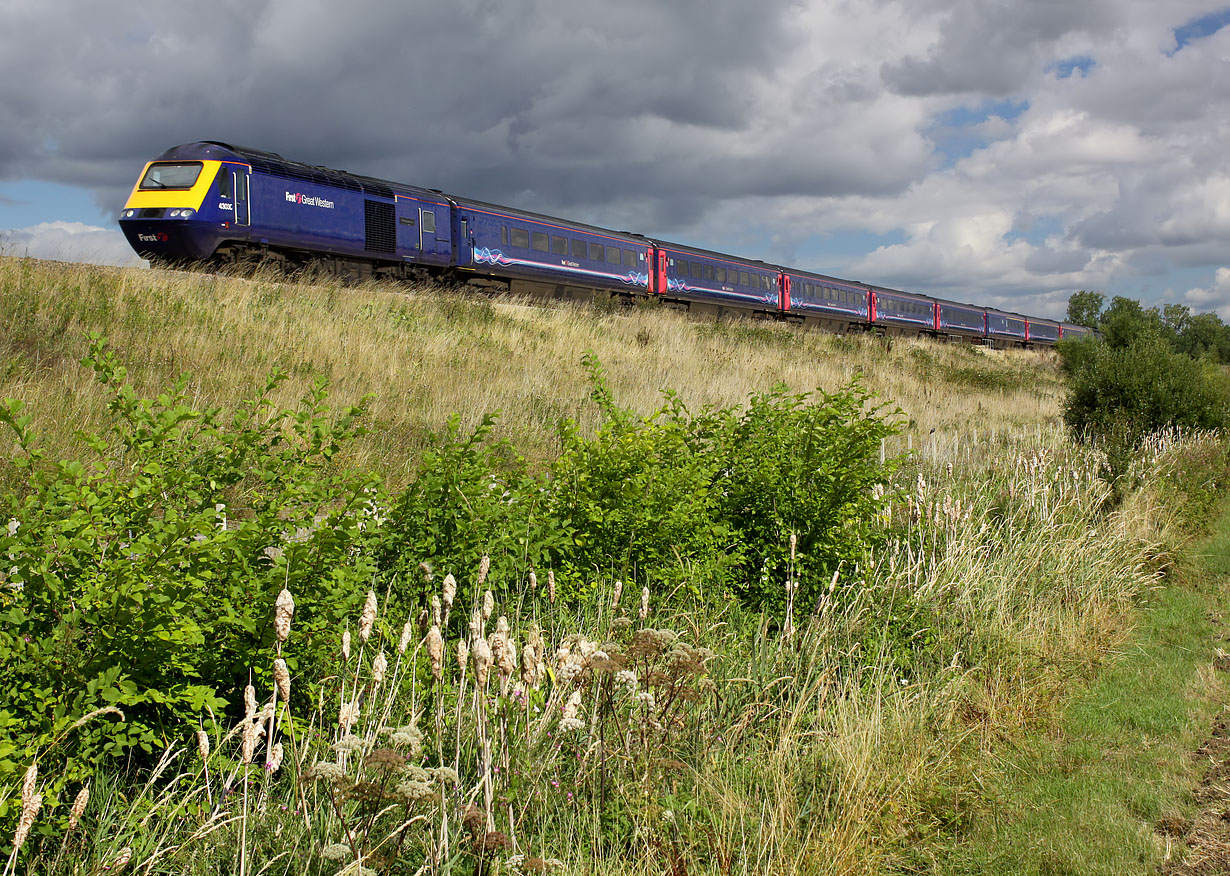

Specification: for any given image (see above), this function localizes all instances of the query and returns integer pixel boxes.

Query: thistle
[359,591,378,643]
[274,587,295,644]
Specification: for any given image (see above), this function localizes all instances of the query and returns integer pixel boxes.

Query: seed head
[342,629,352,661]
[67,785,89,831]
[431,594,442,627]
[639,586,650,620]
[548,570,556,604]
[419,561,434,582]
[426,624,445,681]
[273,658,291,703]
[482,590,494,622]
[268,742,284,774]
[521,639,539,688]
[338,699,361,733]
[372,650,388,685]
[359,590,378,643]
[197,729,210,760]
[398,618,413,655]
[442,573,457,609]
[790,533,797,561]
[473,636,493,688]
[477,554,491,587]
[612,579,623,609]
[244,684,257,719]
[110,846,132,872]
[241,719,259,765]
[529,571,537,592]
[12,791,41,857]
[20,762,37,803]
[274,587,295,643]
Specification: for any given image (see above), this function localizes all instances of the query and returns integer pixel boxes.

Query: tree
[1066,290,1105,328]
[1100,295,1160,348]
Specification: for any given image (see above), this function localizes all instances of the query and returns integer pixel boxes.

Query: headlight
[169,209,181,217]
[180,209,194,219]
[123,209,135,218]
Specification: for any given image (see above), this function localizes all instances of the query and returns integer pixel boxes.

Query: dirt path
[1159,657,1230,873]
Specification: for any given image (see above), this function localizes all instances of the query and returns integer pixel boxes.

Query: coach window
[690,262,702,279]
[703,264,713,281]
[589,242,604,261]
[622,249,637,269]
[738,271,749,286]
[606,246,621,265]
[422,211,436,233]
[675,259,687,275]
[532,231,549,252]
[716,267,726,283]
[511,228,530,248]
[571,239,587,260]
[501,226,508,246]
[552,236,569,255]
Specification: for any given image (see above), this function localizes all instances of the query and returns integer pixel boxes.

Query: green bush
[0,337,378,790]
[1062,333,1230,484]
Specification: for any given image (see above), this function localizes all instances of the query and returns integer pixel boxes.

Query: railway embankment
[1,255,1227,875]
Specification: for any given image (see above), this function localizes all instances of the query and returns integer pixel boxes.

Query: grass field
[2,256,1226,876]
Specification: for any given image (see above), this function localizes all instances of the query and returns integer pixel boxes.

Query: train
[117,141,1092,346]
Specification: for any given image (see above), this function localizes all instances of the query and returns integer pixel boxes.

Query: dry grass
[0,256,1062,485]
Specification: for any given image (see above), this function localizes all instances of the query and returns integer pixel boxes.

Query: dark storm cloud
[881,0,1116,97]
[3,0,855,228]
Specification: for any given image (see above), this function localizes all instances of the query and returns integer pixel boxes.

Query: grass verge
[933,493,1230,875]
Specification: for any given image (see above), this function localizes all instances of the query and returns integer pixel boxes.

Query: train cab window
[501,226,508,246]
[606,246,620,265]
[622,249,637,269]
[139,162,202,190]
[216,168,233,198]
[422,211,436,233]
[571,239,587,260]
[532,231,549,252]
[552,236,569,255]
[588,242,604,261]
[510,228,530,248]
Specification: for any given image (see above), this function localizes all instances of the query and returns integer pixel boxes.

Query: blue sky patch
[1173,8,1230,53]
[1047,56,1095,78]
[0,180,115,230]
[928,99,1029,167]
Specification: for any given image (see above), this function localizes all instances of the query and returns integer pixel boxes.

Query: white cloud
[1184,267,1230,319]
[0,221,144,267]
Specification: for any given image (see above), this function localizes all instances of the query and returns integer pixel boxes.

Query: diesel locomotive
[118,141,1091,346]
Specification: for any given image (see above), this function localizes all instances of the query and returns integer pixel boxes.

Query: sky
[3,0,1230,320]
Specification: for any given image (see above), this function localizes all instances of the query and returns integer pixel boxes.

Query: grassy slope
[0,256,1063,487]
[932,495,1230,875]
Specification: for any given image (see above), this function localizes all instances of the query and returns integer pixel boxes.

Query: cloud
[2,0,1230,315]
[0,221,144,267]
[1183,267,1230,319]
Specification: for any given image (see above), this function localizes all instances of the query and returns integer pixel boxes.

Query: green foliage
[1061,333,1230,484]
[0,335,379,791]
[1066,289,1105,328]
[373,412,569,610]
[549,355,900,610]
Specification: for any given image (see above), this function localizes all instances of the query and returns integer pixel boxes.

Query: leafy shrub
[0,336,379,789]
[1062,333,1230,483]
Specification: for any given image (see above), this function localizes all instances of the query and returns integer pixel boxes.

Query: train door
[781,273,792,312]
[654,250,668,295]
[235,169,250,227]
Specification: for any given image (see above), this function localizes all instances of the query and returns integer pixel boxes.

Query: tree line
[1067,290,1230,362]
